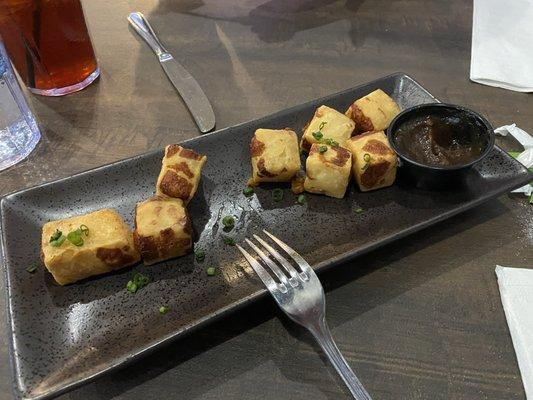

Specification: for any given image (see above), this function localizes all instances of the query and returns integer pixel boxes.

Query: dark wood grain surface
[1,1,532,399]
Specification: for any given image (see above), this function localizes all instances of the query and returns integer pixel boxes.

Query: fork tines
[236,230,311,293]
[236,230,373,400]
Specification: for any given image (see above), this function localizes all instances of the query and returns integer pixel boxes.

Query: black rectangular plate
[1,73,531,400]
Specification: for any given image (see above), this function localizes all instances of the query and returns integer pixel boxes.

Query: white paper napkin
[495,124,533,197]
[470,0,533,92]
[495,266,533,399]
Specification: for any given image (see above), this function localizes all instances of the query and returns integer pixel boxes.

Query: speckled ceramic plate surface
[1,73,531,400]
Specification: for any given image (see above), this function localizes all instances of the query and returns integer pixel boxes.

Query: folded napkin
[470,0,533,92]
[495,266,533,399]
[495,124,533,198]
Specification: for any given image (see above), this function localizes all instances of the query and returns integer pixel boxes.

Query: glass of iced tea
[0,0,99,96]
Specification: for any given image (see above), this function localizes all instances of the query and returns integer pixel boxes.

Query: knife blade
[127,12,215,133]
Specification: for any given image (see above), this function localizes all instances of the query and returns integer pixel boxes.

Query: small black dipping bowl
[386,103,495,188]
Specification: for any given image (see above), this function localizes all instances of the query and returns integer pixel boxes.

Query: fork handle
[308,317,373,400]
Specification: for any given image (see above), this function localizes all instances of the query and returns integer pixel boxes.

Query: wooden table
[1,1,532,399]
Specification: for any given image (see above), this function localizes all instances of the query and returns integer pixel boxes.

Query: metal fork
[236,230,372,400]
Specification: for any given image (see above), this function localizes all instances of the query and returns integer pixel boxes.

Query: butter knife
[127,12,215,133]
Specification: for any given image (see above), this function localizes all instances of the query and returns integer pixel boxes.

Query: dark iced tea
[0,0,99,96]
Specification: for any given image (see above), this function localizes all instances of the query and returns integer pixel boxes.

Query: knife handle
[127,12,169,60]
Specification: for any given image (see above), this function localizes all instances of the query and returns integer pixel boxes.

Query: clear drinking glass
[0,0,99,96]
[0,40,41,171]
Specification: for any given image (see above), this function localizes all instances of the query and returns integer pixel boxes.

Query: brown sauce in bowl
[394,113,487,167]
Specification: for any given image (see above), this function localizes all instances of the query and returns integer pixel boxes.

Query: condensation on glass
[0,41,40,171]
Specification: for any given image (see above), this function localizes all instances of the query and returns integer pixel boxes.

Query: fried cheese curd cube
[345,131,397,192]
[248,128,301,186]
[41,209,140,285]
[303,143,352,198]
[300,105,355,152]
[156,145,207,204]
[133,196,193,265]
[345,89,400,135]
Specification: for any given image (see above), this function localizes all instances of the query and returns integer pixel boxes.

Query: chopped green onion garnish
[207,266,217,276]
[126,281,137,293]
[243,187,254,197]
[195,249,206,262]
[50,229,62,242]
[67,230,84,246]
[508,151,521,159]
[126,272,150,293]
[79,224,89,236]
[223,236,236,246]
[159,306,169,315]
[319,145,328,153]
[222,215,235,230]
[324,138,339,147]
[312,121,328,141]
[65,224,91,247]
[26,265,38,273]
[272,188,284,202]
[312,131,323,141]
[355,207,364,213]
[297,194,307,204]
[135,272,149,286]
[50,234,66,247]
[363,153,371,162]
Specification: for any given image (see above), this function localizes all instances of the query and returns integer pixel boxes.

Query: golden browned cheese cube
[248,128,301,186]
[41,209,140,285]
[345,131,397,192]
[304,144,352,198]
[156,145,207,204]
[133,196,192,265]
[345,89,400,135]
[300,105,355,152]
